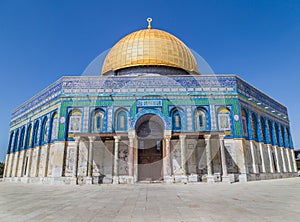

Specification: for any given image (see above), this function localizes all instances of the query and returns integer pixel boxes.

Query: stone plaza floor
[0,178,299,222]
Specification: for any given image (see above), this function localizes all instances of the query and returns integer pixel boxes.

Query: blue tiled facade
[7,74,292,154]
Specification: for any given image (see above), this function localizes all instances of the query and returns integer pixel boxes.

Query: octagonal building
[3,21,298,185]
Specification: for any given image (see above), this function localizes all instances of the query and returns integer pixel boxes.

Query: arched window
[92,109,104,132]
[217,107,231,131]
[195,108,206,131]
[19,127,25,150]
[260,117,266,143]
[25,124,32,149]
[286,128,291,148]
[115,110,128,131]
[51,113,58,140]
[68,110,82,133]
[8,132,14,153]
[241,109,248,137]
[32,121,39,147]
[275,123,280,146]
[251,113,258,140]
[13,130,19,152]
[268,120,274,145]
[171,109,182,131]
[281,126,286,147]
[41,117,49,143]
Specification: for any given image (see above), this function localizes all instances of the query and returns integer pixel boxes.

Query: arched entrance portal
[136,114,164,181]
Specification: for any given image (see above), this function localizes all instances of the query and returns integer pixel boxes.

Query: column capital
[179,134,186,140]
[164,130,172,137]
[114,136,121,142]
[164,136,171,140]
[128,130,136,139]
[219,134,226,140]
[204,134,211,140]
[74,136,80,143]
[88,136,96,142]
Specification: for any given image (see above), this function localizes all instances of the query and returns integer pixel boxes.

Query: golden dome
[101,27,199,75]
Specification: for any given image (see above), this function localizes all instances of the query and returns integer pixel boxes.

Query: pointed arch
[241,108,248,137]
[19,127,26,151]
[13,129,19,152]
[268,120,274,145]
[8,131,14,154]
[260,116,266,143]
[195,107,208,131]
[50,112,58,141]
[275,123,281,146]
[90,108,105,132]
[171,107,183,131]
[285,127,289,148]
[68,109,83,133]
[32,120,40,147]
[217,106,231,131]
[115,108,128,132]
[24,124,32,149]
[251,113,258,140]
[280,126,287,147]
[40,116,49,144]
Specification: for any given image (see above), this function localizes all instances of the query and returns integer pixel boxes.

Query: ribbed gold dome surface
[101,28,199,75]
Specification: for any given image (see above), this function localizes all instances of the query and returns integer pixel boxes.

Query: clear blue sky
[0,0,299,162]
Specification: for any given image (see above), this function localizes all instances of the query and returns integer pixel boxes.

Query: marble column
[5,154,12,177]
[285,148,292,172]
[267,144,274,173]
[204,134,214,183]
[164,136,172,176]
[113,136,120,184]
[179,134,186,175]
[290,149,298,173]
[128,132,135,183]
[259,143,266,173]
[3,154,9,178]
[250,141,258,174]
[274,146,281,173]
[43,144,51,177]
[35,146,42,177]
[179,134,188,183]
[73,136,80,178]
[86,136,95,184]
[9,153,15,177]
[219,134,230,183]
[280,147,287,173]
[25,149,33,177]
[14,151,21,177]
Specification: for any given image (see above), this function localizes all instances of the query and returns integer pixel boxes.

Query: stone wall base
[2,172,298,185]
[239,172,298,182]
[3,177,77,185]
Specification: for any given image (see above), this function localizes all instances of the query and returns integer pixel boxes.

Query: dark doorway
[138,139,163,181]
[136,114,164,181]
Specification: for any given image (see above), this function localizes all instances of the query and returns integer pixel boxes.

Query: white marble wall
[3,137,298,184]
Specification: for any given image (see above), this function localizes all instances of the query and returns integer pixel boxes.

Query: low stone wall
[2,172,298,185]
[245,172,298,182]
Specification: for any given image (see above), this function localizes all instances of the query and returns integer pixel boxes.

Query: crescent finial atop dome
[147,18,152,29]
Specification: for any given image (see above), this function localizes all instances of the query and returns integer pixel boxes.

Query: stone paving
[0,178,300,222]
